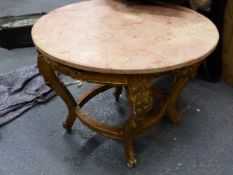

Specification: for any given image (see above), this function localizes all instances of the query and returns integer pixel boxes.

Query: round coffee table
[32,0,219,167]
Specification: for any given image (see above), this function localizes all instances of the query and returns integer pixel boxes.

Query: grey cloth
[0,65,55,127]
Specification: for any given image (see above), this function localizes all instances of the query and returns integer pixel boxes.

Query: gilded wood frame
[37,51,199,167]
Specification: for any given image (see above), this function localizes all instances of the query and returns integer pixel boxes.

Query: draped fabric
[0,65,55,127]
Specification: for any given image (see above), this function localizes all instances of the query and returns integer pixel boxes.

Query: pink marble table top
[32,0,219,74]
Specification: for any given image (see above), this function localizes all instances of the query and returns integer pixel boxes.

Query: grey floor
[1,1,233,175]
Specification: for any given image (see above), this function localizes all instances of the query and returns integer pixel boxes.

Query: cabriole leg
[123,76,153,167]
[167,64,199,124]
[37,52,77,131]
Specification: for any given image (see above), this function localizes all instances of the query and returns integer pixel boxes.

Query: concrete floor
[1,1,233,175]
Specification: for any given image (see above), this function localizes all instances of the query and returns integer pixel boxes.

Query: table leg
[123,76,153,167]
[167,64,199,124]
[114,86,123,101]
[37,52,77,131]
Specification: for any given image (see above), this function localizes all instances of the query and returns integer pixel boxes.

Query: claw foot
[171,116,182,124]
[63,122,72,132]
[168,112,182,124]
[127,158,138,168]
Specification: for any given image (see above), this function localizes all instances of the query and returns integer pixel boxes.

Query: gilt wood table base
[38,52,199,167]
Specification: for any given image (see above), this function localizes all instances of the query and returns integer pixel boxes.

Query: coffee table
[32,0,219,167]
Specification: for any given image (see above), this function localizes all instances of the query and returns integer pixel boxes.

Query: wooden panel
[223,0,233,86]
